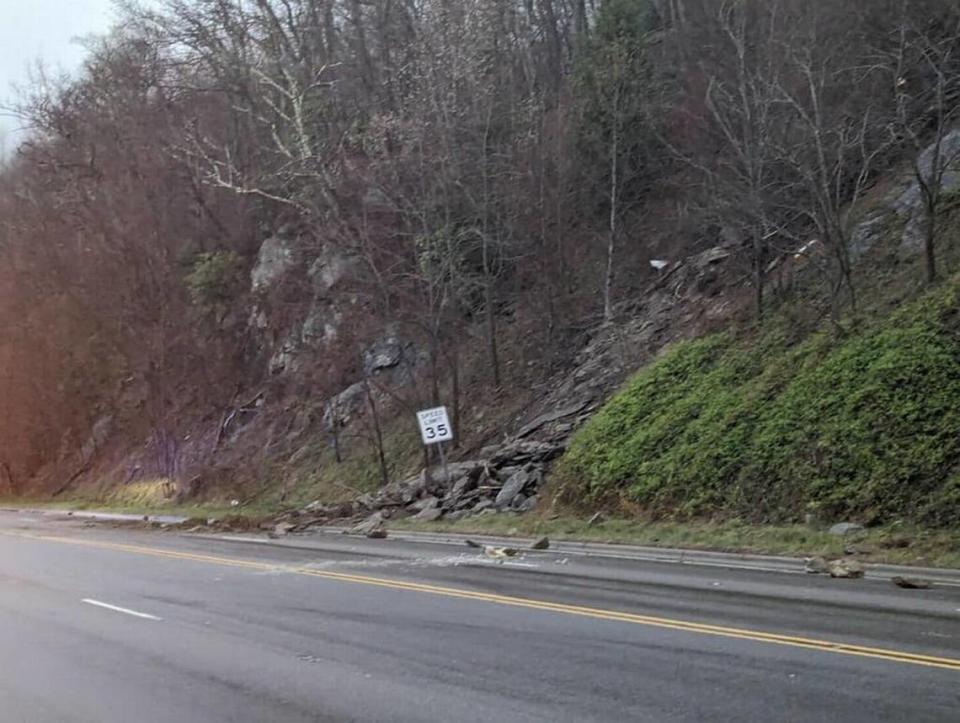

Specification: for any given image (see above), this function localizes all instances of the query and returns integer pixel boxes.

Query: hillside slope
[558,280,960,527]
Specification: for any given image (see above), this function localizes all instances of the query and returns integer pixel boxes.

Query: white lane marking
[82,599,162,621]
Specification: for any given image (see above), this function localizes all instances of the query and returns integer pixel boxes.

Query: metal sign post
[416,406,454,485]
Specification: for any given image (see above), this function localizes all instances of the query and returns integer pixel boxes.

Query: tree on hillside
[667,0,798,320]
[576,0,660,323]
[767,6,898,325]
[884,0,960,283]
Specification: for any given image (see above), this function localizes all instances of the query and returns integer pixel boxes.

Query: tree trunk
[753,235,765,321]
[449,345,461,449]
[363,377,389,487]
[429,332,441,406]
[329,397,342,464]
[485,278,501,388]
[924,204,937,283]
[604,89,620,323]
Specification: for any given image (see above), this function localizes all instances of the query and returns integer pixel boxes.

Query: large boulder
[348,512,387,538]
[495,469,531,509]
[414,507,444,522]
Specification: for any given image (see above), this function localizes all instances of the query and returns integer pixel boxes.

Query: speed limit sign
[416,406,453,445]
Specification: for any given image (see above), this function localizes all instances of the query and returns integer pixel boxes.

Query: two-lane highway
[0,510,957,721]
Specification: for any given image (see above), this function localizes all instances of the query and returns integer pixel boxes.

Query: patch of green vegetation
[184,251,245,307]
[392,514,960,568]
[260,420,425,510]
[558,279,960,526]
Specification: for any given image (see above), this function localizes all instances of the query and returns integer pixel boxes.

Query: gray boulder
[408,496,440,513]
[828,559,865,579]
[829,522,864,537]
[804,556,830,574]
[495,469,531,509]
[515,496,539,513]
[510,494,528,511]
[415,507,444,522]
[530,536,550,551]
[348,512,386,537]
[471,499,494,514]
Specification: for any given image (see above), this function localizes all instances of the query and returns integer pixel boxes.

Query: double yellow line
[10,530,960,672]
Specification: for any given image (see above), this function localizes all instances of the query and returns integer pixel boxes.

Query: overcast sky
[0,0,117,153]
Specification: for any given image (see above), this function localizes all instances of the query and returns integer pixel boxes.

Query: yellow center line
[6,530,960,672]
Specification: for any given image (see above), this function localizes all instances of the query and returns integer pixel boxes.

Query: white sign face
[416,406,453,445]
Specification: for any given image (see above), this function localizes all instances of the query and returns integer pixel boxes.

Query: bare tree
[885,0,960,282]
[771,29,895,324]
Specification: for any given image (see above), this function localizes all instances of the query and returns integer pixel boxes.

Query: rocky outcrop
[251,228,298,293]
[850,128,960,260]
[80,416,114,466]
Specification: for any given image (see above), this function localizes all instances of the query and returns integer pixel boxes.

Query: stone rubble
[266,439,565,536]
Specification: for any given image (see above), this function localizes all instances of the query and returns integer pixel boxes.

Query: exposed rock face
[251,231,298,293]
[80,416,114,465]
[850,128,960,259]
[363,336,404,375]
[300,244,360,349]
[249,236,364,374]
[309,243,358,296]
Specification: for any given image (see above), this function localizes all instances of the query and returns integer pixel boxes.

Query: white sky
[0,0,117,154]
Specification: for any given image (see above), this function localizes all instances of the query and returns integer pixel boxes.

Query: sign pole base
[437,441,450,486]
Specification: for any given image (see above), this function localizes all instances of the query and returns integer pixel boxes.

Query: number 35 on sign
[416,406,453,445]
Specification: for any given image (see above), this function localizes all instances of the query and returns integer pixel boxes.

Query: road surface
[0,510,957,722]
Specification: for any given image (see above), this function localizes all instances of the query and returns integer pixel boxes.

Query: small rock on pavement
[892,576,932,590]
[804,556,830,574]
[828,559,865,579]
[829,522,864,536]
[348,512,386,537]
[530,536,550,551]
[366,524,388,539]
[269,522,296,538]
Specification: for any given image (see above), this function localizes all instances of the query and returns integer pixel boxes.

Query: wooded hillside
[1,0,958,511]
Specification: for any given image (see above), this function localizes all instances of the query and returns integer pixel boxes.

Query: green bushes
[559,281,960,526]
[184,251,245,308]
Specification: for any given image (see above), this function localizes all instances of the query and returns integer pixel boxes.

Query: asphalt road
[0,511,958,722]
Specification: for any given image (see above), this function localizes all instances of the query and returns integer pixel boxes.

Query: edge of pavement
[251,526,960,587]
[7,507,960,586]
